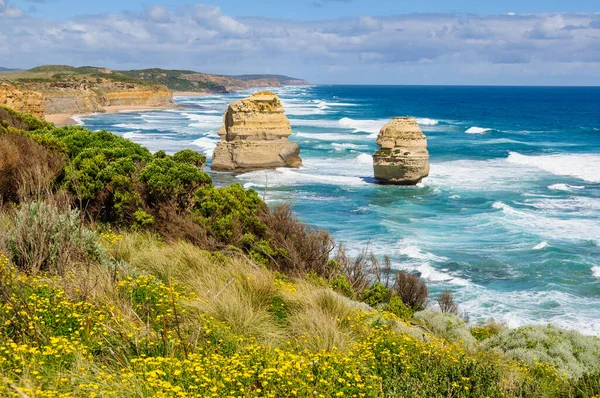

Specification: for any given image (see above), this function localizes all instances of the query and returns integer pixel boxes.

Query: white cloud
[148,6,171,23]
[0,4,599,84]
[0,0,25,18]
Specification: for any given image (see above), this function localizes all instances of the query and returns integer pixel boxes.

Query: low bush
[484,324,600,378]
[2,200,105,275]
[413,310,478,349]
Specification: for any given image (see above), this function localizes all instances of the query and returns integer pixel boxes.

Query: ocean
[78,85,600,335]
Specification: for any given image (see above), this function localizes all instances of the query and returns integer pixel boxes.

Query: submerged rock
[373,117,430,185]
[211,91,302,171]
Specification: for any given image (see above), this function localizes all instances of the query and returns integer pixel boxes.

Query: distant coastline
[45,104,181,126]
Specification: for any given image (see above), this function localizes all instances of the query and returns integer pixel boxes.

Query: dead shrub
[437,290,459,315]
[260,203,334,276]
[393,270,428,311]
[0,133,64,205]
[332,244,371,295]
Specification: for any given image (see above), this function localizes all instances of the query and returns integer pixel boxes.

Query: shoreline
[45,104,179,126]
[173,91,211,97]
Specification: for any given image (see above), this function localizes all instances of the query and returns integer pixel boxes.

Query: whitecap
[295,132,370,142]
[414,263,470,286]
[592,266,600,279]
[548,183,585,191]
[192,137,219,156]
[236,167,369,188]
[533,241,549,250]
[398,239,449,263]
[338,117,388,133]
[415,118,439,126]
[331,143,369,151]
[123,131,145,139]
[507,152,600,183]
[465,126,492,134]
[356,153,372,164]
[71,115,85,126]
[492,201,600,245]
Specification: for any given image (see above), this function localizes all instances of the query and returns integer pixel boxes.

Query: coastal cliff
[373,117,430,185]
[0,65,308,118]
[0,82,45,119]
[212,91,302,170]
[0,73,173,116]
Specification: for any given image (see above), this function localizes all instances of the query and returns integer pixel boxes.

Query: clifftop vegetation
[1,65,308,94]
[0,107,599,397]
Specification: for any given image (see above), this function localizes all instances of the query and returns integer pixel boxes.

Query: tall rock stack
[211,91,302,171]
[373,117,430,185]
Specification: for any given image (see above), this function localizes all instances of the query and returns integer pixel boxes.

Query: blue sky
[2,0,600,85]
[12,0,600,20]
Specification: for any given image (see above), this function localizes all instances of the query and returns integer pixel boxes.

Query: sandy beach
[44,104,179,126]
[173,91,209,97]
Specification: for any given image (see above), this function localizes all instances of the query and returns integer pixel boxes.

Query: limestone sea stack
[373,117,430,185]
[211,91,302,171]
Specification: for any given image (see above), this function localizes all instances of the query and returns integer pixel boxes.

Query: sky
[1,0,600,85]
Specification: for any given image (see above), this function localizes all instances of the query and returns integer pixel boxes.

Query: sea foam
[548,184,585,191]
[507,152,600,183]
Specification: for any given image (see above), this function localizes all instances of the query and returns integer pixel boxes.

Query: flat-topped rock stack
[373,117,430,185]
[211,91,302,171]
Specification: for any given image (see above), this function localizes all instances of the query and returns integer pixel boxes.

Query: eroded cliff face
[0,82,45,119]
[2,77,173,115]
[373,117,430,185]
[212,91,302,171]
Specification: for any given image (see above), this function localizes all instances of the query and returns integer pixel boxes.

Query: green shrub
[194,183,265,243]
[140,157,212,211]
[471,322,505,341]
[172,149,206,168]
[329,273,354,298]
[359,281,391,306]
[133,209,155,228]
[484,325,600,378]
[383,295,413,321]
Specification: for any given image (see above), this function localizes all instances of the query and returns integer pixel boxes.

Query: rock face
[211,91,302,171]
[1,76,173,115]
[373,117,430,185]
[0,83,45,119]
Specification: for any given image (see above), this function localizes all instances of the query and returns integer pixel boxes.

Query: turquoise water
[80,85,600,335]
